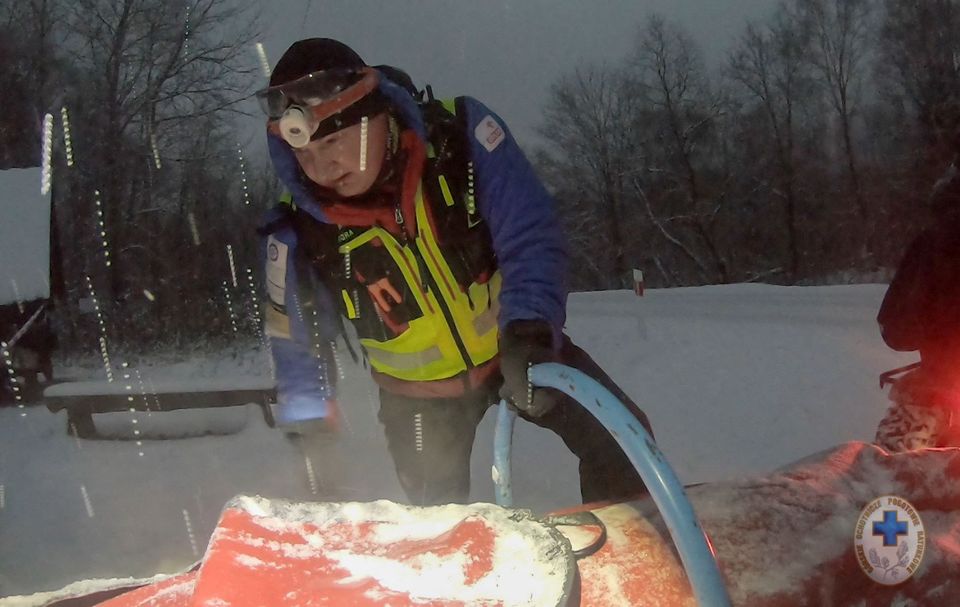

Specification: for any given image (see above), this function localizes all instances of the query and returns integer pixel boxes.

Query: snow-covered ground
[0,283,911,599]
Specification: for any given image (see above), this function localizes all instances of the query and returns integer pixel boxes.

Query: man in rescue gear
[257,38,654,505]
[875,159,960,452]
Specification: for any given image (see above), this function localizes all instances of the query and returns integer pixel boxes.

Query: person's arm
[460,97,568,415]
[260,206,338,424]
[461,97,568,349]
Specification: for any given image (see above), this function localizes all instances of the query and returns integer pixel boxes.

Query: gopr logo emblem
[854,495,925,585]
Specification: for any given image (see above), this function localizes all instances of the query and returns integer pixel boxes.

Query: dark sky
[248,0,773,149]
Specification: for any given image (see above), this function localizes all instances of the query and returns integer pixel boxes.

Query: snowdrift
[8,441,959,607]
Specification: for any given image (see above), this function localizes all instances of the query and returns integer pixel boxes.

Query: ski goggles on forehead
[255,67,380,120]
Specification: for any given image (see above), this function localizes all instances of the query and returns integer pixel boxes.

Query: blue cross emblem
[873,510,909,547]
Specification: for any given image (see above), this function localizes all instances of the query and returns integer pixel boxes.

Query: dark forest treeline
[2,0,957,356]
[537,1,960,290]
[1,0,274,354]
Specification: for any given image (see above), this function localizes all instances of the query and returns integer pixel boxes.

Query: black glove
[498,319,560,417]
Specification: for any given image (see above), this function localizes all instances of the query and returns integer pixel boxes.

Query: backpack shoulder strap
[419,95,481,221]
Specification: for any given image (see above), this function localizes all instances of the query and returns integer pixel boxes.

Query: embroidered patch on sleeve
[266,235,288,306]
[475,115,505,152]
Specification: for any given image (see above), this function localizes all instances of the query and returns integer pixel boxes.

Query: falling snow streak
[255,42,271,78]
[1,341,23,406]
[264,338,276,378]
[526,363,534,405]
[0,484,5,510]
[129,367,150,456]
[133,368,153,414]
[222,281,239,335]
[360,116,369,171]
[466,161,477,215]
[99,337,113,382]
[80,485,95,518]
[120,365,140,436]
[188,212,201,245]
[94,190,113,270]
[414,413,424,453]
[226,245,238,288]
[183,3,191,57]
[238,145,251,205]
[183,509,200,557]
[330,339,345,381]
[291,291,307,328]
[9,279,23,313]
[151,133,162,169]
[60,107,74,167]
[122,369,134,413]
[41,113,53,195]
[146,377,162,415]
[245,268,264,344]
[69,421,84,451]
[304,452,319,495]
[367,371,380,414]
[86,276,114,382]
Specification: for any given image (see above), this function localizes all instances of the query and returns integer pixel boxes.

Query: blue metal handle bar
[494,362,731,607]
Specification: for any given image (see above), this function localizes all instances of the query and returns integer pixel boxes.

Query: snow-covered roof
[0,167,51,305]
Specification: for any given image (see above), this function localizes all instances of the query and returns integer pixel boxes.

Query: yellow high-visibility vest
[335,180,501,381]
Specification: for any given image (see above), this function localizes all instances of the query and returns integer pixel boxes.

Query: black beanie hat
[267,37,386,140]
[269,38,366,86]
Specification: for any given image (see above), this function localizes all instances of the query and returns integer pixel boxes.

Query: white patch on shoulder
[266,235,288,306]
[474,115,505,152]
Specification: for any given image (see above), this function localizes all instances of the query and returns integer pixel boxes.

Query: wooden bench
[44,377,277,438]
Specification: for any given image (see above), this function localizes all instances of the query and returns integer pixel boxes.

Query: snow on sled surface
[0,574,190,607]
[12,442,960,607]
[701,442,960,605]
[94,498,575,607]
[95,574,196,607]
[572,441,960,606]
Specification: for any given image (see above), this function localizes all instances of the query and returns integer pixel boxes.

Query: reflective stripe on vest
[338,183,501,381]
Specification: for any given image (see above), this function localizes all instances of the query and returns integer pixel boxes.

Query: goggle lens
[256,68,365,119]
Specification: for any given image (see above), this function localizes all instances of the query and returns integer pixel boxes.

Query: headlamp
[276,106,319,149]
[257,67,382,148]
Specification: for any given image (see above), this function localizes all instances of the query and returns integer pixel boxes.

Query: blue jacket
[261,71,568,406]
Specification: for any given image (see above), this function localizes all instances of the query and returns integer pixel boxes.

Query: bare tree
[730,4,815,282]
[0,0,65,115]
[867,0,960,262]
[628,14,730,283]
[0,0,69,166]
[63,0,262,299]
[878,0,960,152]
[799,0,874,224]
[537,64,641,288]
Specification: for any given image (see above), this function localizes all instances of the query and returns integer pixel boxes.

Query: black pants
[377,335,654,506]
